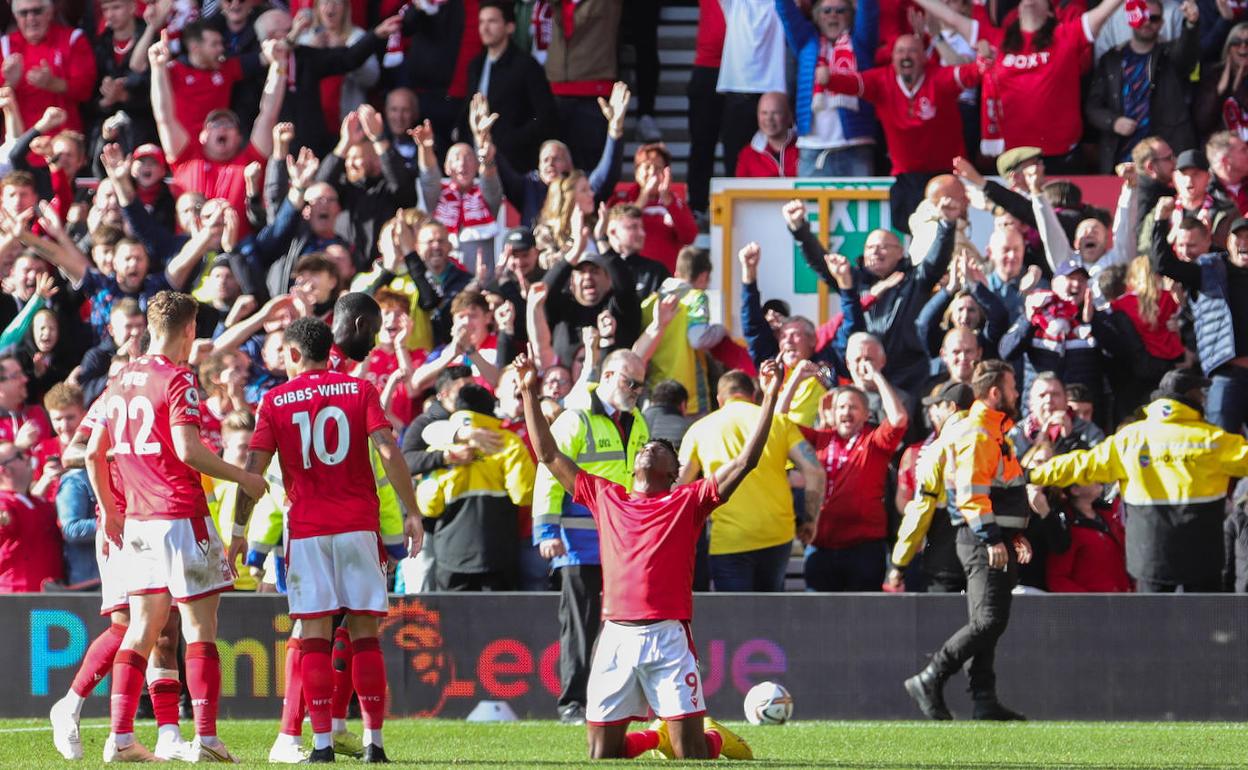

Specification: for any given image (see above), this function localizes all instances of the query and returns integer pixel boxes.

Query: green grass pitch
[2,719,1248,768]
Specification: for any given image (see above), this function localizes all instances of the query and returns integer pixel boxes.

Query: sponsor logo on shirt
[1000,51,1052,70]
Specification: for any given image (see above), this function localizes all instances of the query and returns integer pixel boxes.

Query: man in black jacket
[253,9,401,157]
[459,1,556,172]
[317,105,418,266]
[1084,0,1200,173]
[599,204,669,299]
[540,249,641,368]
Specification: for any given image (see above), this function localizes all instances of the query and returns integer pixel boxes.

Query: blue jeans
[804,540,887,592]
[709,541,791,592]
[1208,366,1248,437]
[798,145,875,177]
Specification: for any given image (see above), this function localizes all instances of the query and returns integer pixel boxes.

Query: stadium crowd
[0,0,1244,623]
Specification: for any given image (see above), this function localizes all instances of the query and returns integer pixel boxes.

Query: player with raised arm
[234,317,422,764]
[87,291,268,763]
[518,352,778,760]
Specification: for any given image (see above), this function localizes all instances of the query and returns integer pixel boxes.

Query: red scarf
[1224,97,1248,141]
[1028,291,1080,342]
[813,34,859,111]
[531,0,553,54]
[434,182,499,240]
[980,68,1005,157]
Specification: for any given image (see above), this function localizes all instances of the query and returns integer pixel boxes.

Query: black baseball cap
[1176,149,1208,172]
[505,227,536,250]
[1152,369,1211,401]
[922,381,974,410]
[1229,217,1248,235]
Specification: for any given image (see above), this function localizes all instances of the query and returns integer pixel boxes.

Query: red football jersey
[572,472,721,622]
[171,142,265,235]
[97,355,208,520]
[74,397,126,517]
[250,369,390,539]
[167,58,244,135]
[0,404,52,447]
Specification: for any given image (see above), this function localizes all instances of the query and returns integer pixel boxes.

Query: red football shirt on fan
[979,15,1093,156]
[360,347,428,427]
[0,490,63,591]
[97,355,208,520]
[171,142,266,234]
[830,63,979,174]
[693,0,725,68]
[167,58,244,135]
[0,404,52,446]
[572,472,721,621]
[250,369,390,539]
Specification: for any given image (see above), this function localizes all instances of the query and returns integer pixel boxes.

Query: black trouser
[557,564,603,710]
[555,96,608,174]
[804,540,887,592]
[413,90,464,162]
[686,65,725,213]
[619,0,660,116]
[891,171,939,236]
[1135,576,1222,593]
[720,92,761,177]
[929,527,1016,698]
[434,567,515,591]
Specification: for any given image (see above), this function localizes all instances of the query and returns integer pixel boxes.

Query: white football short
[285,531,388,619]
[95,527,129,615]
[123,516,235,601]
[586,620,706,725]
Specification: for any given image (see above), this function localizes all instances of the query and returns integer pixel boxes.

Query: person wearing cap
[1026,158,1140,284]
[1153,196,1248,436]
[1029,369,1248,592]
[129,144,175,232]
[889,379,975,593]
[488,227,545,327]
[1139,148,1237,251]
[536,234,642,370]
[951,149,1047,255]
[148,29,286,236]
[1084,0,1199,174]
[999,256,1130,422]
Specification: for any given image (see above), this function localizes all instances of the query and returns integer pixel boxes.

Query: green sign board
[791,181,895,294]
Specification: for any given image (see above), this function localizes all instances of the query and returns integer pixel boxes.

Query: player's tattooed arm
[715,359,782,500]
[370,427,424,556]
[233,449,274,530]
[790,440,827,533]
[514,353,581,493]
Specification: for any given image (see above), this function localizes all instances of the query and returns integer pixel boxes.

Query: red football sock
[622,730,660,759]
[301,638,334,736]
[71,623,126,698]
[109,650,147,736]
[280,638,305,736]
[350,637,386,730]
[148,678,181,727]
[331,627,354,721]
[704,729,723,760]
[185,642,221,738]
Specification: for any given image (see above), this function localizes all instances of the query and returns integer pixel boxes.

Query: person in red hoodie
[0,0,97,134]
[0,440,63,592]
[1039,481,1131,592]
[608,143,697,273]
[735,91,798,179]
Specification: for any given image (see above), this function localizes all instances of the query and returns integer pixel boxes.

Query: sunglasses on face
[15,7,48,16]
[1231,38,1248,47]
[1146,13,1163,22]
[614,373,644,392]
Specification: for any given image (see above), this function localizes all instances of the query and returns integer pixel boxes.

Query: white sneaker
[49,695,82,760]
[102,736,162,763]
[152,733,195,762]
[636,114,662,142]
[188,737,239,763]
[267,739,310,764]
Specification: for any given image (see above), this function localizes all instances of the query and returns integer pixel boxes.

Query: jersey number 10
[292,407,350,469]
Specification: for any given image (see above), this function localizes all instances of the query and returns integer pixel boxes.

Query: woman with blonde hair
[538,170,596,249]
[1110,255,1185,419]
[297,0,380,133]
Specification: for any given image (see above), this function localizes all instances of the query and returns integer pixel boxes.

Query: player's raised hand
[513,353,540,392]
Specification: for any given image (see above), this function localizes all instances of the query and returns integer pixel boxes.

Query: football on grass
[743,681,793,725]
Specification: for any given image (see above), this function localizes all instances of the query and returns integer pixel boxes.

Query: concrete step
[660,5,700,23]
